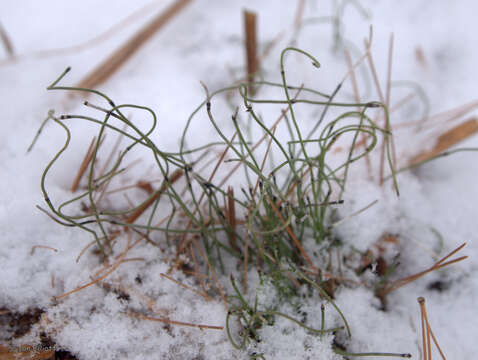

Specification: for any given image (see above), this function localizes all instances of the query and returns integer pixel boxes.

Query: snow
[1,0,477,359]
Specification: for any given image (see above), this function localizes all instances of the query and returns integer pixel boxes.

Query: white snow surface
[1,1,477,359]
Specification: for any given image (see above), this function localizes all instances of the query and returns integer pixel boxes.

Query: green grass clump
[33,46,410,358]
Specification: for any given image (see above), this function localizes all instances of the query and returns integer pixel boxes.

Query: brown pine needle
[243,229,250,293]
[136,180,154,195]
[55,256,126,300]
[435,242,467,265]
[340,30,372,85]
[0,22,14,57]
[344,48,373,180]
[182,270,212,280]
[30,245,58,255]
[393,99,478,130]
[119,257,145,264]
[130,310,223,330]
[418,297,446,360]
[176,86,299,256]
[56,233,133,300]
[94,123,128,204]
[76,239,97,263]
[105,178,163,195]
[294,0,306,31]
[265,195,316,271]
[114,229,154,261]
[226,186,239,252]
[243,124,278,292]
[262,252,303,288]
[390,92,416,114]
[410,118,478,166]
[433,256,468,271]
[364,37,390,186]
[383,243,467,295]
[415,46,427,68]
[70,136,98,192]
[160,273,211,301]
[260,30,285,60]
[424,99,478,127]
[76,0,193,91]
[418,297,428,360]
[363,39,385,101]
[428,323,446,359]
[217,95,297,189]
[176,130,238,255]
[125,168,183,224]
[125,193,160,224]
[188,243,209,297]
[243,87,303,203]
[193,239,228,311]
[385,33,397,167]
[385,33,394,110]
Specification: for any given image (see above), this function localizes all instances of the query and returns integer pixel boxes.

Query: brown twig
[76,0,192,91]
[243,9,259,95]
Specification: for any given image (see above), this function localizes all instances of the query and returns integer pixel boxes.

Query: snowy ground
[1,1,477,359]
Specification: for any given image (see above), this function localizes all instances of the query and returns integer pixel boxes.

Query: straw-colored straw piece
[410,118,478,165]
[76,0,192,91]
